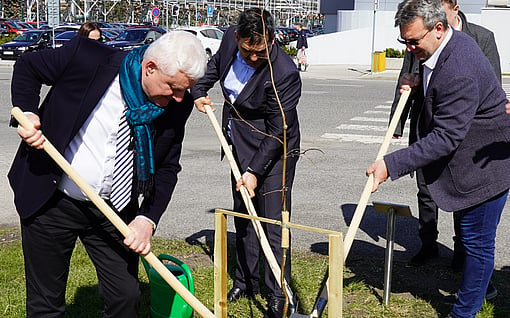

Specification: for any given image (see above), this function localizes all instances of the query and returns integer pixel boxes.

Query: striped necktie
[110,111,134,212]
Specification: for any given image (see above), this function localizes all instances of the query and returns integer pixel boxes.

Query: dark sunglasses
[397,29,430,46]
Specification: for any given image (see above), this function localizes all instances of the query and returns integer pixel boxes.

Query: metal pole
[383,208,396,306]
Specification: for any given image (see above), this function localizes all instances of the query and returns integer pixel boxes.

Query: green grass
[0,227,507,317]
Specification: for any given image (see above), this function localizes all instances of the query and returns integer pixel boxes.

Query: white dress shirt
[58,75,125,201]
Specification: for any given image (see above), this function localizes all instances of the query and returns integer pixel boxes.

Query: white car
[178,26,223,60]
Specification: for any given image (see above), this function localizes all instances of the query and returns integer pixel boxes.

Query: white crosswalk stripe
[321,101,409,144]
[322,83,510,145]
[503,83,510,99]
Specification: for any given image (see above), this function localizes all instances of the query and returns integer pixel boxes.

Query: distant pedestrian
[296,23,308,71]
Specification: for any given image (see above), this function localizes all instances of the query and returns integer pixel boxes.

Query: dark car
[275,27,290,45]
[53,30,77,48]
[105,27,166,51]
[285,27,298,41]
[0,30,53,59]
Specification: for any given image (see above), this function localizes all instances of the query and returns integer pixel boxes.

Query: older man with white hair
[8,31,206,317]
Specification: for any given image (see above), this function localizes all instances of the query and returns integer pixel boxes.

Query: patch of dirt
[162,253,213,270]
[0,228,21,244]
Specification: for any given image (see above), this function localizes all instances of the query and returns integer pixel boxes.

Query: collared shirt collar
[422,27,453,92]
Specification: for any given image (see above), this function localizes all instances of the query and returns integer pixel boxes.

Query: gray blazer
[384,30,510,212]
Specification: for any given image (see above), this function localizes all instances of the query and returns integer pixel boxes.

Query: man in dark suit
[367,0,510,316]
[191,8,301,318]
[388,0,502,271]
[9,31,206,317]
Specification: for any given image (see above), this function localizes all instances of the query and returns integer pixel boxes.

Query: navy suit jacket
[384,30,510,212]
[191,26,301,178]
[8,36,193,224]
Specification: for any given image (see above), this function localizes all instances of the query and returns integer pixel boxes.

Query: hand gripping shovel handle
[204,105,295,304]
[11,107,215,318]
[291,89,411,318]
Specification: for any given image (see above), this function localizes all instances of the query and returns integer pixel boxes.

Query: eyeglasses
[239,46,270,59]
[397,29,430,46]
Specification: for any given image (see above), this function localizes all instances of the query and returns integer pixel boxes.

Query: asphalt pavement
[2,60,510,270]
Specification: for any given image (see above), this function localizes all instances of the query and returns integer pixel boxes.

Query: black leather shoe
[407,244,439,266]
[264,295,285,318]
[227,287,255,302]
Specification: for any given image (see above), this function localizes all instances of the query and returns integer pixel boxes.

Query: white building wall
[481,8,510,74]
[307,8,510,73]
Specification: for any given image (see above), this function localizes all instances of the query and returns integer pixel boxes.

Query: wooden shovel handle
[204,104,295,301]
[11,107,215,318]
[305,89,411,318]
[343,88,410,259]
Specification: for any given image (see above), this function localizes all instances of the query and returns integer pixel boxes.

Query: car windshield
[55,31,76,40]
[6,21,22,29]
[115,29,148,42]
[13,32,41,42]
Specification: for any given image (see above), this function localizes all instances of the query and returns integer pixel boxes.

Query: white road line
[350,116,389,122]
[302,91,328,95]
[313,84,363,87]
[336,124,409,132]
[503,83,510,98]
[375,105,391,109]
[364,110,390,115]
[336,124,389,132]
[321,133,409,145]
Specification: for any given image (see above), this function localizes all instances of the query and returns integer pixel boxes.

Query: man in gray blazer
[367,0,510,316]
[388,0,502,272]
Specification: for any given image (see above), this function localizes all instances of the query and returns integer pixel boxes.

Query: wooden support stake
[214,211,228,317]
[328,233,343,318]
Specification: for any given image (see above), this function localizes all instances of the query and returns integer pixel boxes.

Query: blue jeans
[450,190,508,318]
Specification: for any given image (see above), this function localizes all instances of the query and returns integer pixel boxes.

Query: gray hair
[394,0,448,31]
[144,31,206,81]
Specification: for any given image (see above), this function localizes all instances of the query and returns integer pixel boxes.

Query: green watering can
[141,254,195,318]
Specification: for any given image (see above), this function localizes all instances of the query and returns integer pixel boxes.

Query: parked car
[0,19,26,35]
[178,26,223,60]
[275,27,290,45]
[304,28,314,38]
[105,27,166,51]
[285,27,298,41]
[0,30,53,59]
[53,30,77,48]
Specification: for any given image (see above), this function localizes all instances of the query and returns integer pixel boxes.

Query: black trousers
[21,191,140,318]
[416,169,463,254]
[231,171,294,297]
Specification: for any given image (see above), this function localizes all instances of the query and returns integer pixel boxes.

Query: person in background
[296,23,308,71]
[191,8,301,318]
[9,31,206,317]
[367,0,510,316]
[78,21,102,41]
[388,0,502,276]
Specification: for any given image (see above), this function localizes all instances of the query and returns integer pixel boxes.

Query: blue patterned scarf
[119,45,166,196]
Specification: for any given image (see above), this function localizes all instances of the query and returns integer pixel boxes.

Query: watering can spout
[141,254,195,318]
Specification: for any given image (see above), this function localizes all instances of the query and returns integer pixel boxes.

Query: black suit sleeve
[388,50,418,137]
[248,68,301,175]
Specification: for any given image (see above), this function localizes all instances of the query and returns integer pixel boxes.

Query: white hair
[144,31,207,80]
